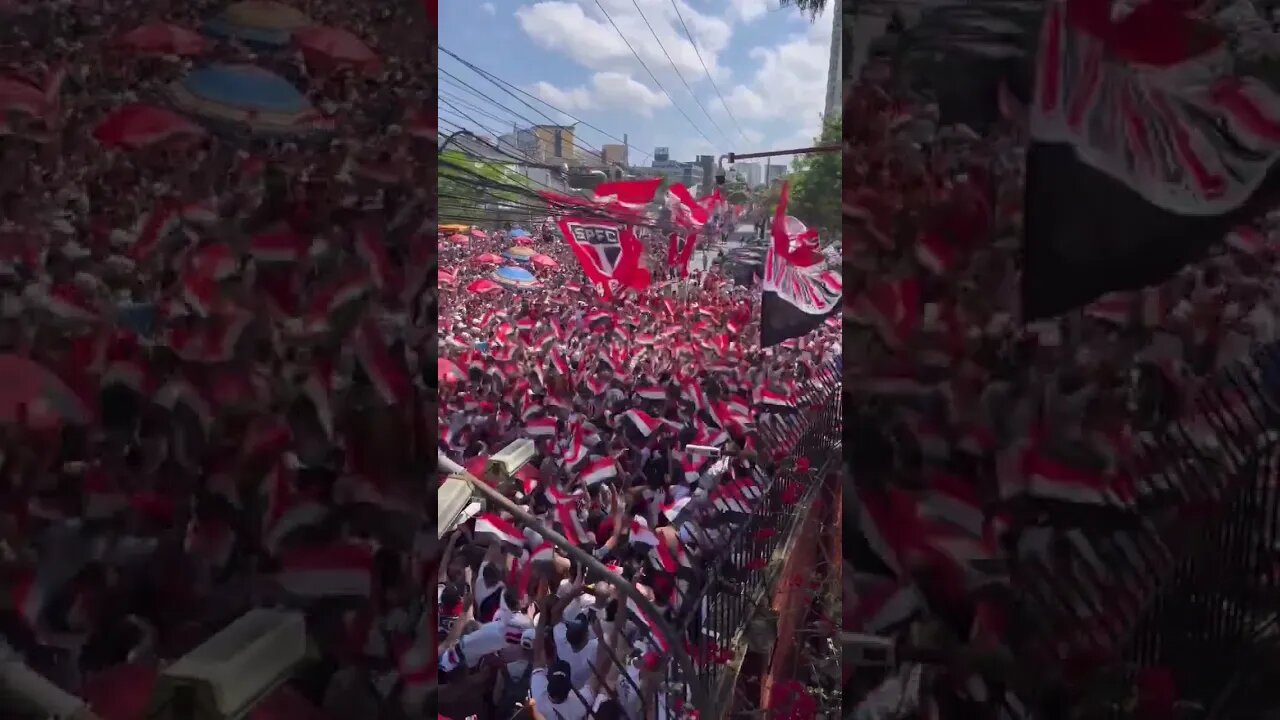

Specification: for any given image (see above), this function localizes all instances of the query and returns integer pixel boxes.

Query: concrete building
[765,163,787,185]
[634,163,704,188]
[654,147,670,164]
[497,124,577,163]
[734,162,763,188]
[445,128,568,194]
[601,143,628,166]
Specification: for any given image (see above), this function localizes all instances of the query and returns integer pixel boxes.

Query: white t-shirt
[531,667,595,720]
[553,623,599,688]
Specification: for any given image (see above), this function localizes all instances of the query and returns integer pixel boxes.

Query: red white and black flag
[667,232,697,277]
[761,182,840,347]
[1022,0,1280,320]
[556,217,651,300]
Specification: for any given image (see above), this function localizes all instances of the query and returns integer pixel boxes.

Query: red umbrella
[439,268,457,285]
[0,354,90,428]
[530,254,558,268]
[466,279,503,295]
[92,104,207,150]
[82,663,332,720]
[446,234,469,244]
[439,358,465,384]
[0,75,46,120]
[471,229,488,238]
[116,22,208,56]
[403,108,433,141]
[293,26,380,72]
[473,252,503,265]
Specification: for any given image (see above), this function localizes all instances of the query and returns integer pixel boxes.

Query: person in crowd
[0,0,433,718]
[843,55,1280,717]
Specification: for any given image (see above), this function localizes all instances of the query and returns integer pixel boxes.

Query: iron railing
[436,359,842,720]
[1008,342,1280,719]
[668,362,844,716]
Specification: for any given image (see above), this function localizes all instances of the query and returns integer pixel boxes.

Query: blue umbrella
[200,1,312,47]
[491,265,539,289]
[509,228,530,238]
[169,64,329,135]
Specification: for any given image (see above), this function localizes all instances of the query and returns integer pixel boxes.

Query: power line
[668,0,750,143]
[628,0,736,145]
[439,70,607,160]
[438,145,665,230]
[439,89,521,130]
[438,67,615,164]
[440,45,652,162]
[590,0,719,149]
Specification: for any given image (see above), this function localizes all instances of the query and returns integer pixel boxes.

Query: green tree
[786,115,841,235]
[778,0,826,19]
[438,149,537,224]
[724,178,751,204]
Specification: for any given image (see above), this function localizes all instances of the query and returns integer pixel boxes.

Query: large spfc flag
[761,183,841,346]
[1022,0,1280,320]
[557,217,651,300]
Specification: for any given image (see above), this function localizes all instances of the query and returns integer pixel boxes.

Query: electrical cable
[590,0,720,149]
[628,0,736,145]
[441,45,653,162]
[439,89,525,131]
[438,68,615,164]
[437,156,667,230]
[668,0,750,144]
[438,73,615,164]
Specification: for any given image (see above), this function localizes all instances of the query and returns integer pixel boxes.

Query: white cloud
[515,0,733,84]
[482,2,496,14]
[727,0,772,22]
[718,3,832,144]
[530,72,672,117]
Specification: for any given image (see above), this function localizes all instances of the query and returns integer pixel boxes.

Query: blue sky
[438,0,836,169]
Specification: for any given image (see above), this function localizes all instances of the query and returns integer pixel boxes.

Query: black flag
[1021,0,1280,320]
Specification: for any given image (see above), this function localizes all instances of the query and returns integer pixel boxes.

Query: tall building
[499,124,577,162]
[734,162,763,188]
[765,164,787,185]
[601,144,628,166]
[635,163,703,188]
[824,5,842,119]
[533,125,575,162]
[654,147,670,164]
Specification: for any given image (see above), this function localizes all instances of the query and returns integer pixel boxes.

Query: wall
[759,471,839,712]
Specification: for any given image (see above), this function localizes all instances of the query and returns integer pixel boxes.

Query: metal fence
[664,362,844,716]
[435,360,843,720]
[1010,343,1280,719]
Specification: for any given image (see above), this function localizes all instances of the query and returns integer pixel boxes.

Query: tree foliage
[724,178,751,205]
[778,0,827,19]
[438,149,536,224]
[786,115,841,235]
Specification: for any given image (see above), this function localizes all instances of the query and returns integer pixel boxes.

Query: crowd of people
[435,223,841,719]
[0,1,434,719]
[844,58,1280,719]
